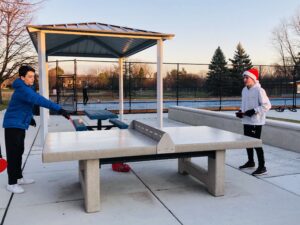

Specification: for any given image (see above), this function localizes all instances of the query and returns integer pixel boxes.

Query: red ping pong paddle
[0,148,7,173]
[0,158,7,173]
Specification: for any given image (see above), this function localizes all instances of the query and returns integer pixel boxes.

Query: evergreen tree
[205,47,228,96]
[229,43,253,96]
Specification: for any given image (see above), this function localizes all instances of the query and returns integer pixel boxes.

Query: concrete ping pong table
[43,120,262,213]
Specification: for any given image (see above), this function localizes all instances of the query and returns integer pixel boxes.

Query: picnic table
[84,109,118,130]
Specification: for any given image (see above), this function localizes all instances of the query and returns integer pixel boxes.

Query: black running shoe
[252,167,267,176]
[239,161,255,169]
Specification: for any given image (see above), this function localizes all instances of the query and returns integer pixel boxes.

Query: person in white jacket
[236,68,271,176]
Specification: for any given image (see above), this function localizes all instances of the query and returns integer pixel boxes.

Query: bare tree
[272,22,291,93]
[292,9,300,44]
[0,0,39,104]
[272,10,300,66]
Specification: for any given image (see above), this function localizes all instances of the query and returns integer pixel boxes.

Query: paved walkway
[0,113,299,225]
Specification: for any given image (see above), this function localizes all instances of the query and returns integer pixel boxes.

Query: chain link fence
[46,59,300,112]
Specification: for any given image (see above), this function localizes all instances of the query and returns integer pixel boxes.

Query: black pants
[244,125,265,168]
[83,94,89,105]
[5,128,25,185]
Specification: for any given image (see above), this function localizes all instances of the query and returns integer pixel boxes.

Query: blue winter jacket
[3,78,61,130]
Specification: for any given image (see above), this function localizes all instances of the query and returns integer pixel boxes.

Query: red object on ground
[0,158,7,173]
[112,163,131,172]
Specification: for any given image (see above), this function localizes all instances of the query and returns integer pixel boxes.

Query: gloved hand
[30,118,36,127]
[244,109,256,117]
[235,110,244,118]
[58,109,70,120]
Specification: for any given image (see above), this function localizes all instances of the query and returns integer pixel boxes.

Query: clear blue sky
[34,0,300,65]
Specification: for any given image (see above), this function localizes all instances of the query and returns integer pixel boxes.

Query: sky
[33,0,300,65]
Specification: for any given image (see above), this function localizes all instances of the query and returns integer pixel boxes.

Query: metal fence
[46,59,300,112]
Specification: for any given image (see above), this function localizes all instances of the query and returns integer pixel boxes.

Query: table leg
[79,159,100,213]
[177,150,226,197]
[178,158,191,175]
[97,120,102,130]
[207,150,226,196]
[79,160,84,178]
[178,157,208,184]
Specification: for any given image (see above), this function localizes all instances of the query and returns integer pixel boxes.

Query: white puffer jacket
[241,82,271,125]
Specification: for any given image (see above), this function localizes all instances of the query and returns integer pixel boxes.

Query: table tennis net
[130,120,175,153]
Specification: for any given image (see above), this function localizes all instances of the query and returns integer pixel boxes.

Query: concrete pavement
[0,112,299,225]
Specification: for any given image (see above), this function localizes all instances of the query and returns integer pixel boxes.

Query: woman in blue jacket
[3,65,70,194]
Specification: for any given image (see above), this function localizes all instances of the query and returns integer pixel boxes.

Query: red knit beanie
[243,68,259,81]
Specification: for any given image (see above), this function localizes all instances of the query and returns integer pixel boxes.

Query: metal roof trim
[26,24,174,39]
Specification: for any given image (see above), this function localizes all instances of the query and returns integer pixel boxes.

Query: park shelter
[27,22,174,141]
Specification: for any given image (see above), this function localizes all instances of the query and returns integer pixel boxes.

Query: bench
[72,119,88,131]
[72,118,128,132]
[108,119,129,129]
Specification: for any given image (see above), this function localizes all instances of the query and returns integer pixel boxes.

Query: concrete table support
[79,160,100,213]
[178,150,226,196]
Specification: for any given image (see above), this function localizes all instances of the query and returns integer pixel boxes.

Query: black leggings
[244,125,265,167]
[5,128,25,185]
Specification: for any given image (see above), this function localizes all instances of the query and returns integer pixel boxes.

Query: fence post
[292,67,297,108]
[56,60,59,104]
[219,72,222,111]
[194,77,197,98]
[176,63,179,106]
[259,65,262,81]
[74,59,77,113]
[129,62,132,113]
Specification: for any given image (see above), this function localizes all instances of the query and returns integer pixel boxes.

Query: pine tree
[205,47,228,96]
[229,43,253,96]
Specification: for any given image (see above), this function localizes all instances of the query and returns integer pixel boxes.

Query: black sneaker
[239,161,255,169]
[252,167,267,176]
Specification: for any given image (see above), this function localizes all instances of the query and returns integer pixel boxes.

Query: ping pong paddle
[235,111,244,118]
[112,163,131,172]
[0,147,7,173]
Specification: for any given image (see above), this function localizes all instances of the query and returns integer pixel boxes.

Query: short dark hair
[19,65,35,77]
